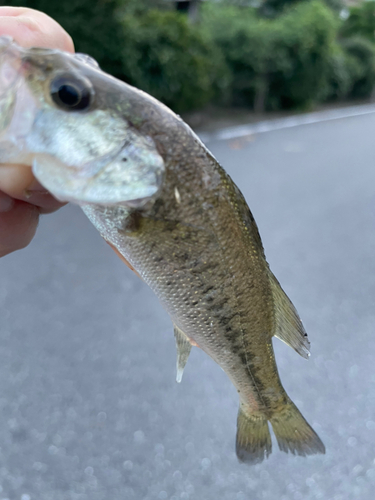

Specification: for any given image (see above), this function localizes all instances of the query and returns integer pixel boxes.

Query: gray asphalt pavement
[1,110,375,499]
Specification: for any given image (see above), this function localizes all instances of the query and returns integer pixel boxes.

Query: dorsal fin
[174,325,193,383]
[269,272,310,359]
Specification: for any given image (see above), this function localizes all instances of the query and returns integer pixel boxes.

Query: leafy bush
[325,36,375,101]
[3,0,374,114]
[325,45,354,101]
[341,1,375,44]
[259,0,308,17]
[341,37,375,99]
[258,0,343,17]
[2,1,229,112]
[334,2,375,101]
[202,1,337,111]
[120,9,230,112]
[1,0,126,78]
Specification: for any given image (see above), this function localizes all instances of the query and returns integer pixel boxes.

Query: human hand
[0,6,74,257]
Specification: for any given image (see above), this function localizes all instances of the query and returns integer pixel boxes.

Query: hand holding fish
[0,7,73,257]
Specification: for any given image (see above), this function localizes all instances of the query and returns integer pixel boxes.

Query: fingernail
[25,179,49,198]
[0,191,14,212]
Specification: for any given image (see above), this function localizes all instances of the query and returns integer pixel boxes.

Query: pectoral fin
[105,240,141,279]
[269,272,310,359]
[174,325,194,383]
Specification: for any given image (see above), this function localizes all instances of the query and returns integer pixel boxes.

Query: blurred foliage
[328,1,375,102]
[120,9,230,112]
[216,0,344,17]
[259,0,311,18]
[2,0,228,112]
[1,0,126,77]
[201,1,337,111]
[2,0,375,113]
[340,1,375,44]
[325,45,354,101]
[340,37,375,99]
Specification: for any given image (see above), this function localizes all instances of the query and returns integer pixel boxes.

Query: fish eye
[50,74,93,111]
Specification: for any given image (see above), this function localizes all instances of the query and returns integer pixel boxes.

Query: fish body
[0,37,324,463]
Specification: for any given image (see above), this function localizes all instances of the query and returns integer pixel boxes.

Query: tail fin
[236,406,272,464]
[236,401,324,464]
[269,399,325,456]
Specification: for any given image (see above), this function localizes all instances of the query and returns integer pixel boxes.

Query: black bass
[0,37,324,463]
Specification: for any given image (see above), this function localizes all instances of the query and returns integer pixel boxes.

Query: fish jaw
[0,37,165,207]
[30,125,165,207]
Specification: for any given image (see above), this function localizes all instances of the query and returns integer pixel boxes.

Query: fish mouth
[0,37,165,208]
[31,147,165,208]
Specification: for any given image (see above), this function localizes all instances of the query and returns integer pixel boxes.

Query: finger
[0,164,34,196]
[0,197,39,257]
[0,164,66,212]
[0,7,74,52]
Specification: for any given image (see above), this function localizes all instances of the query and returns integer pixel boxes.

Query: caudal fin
[236,406,272,464]
[269,399,325,456]
[236,401,324,464]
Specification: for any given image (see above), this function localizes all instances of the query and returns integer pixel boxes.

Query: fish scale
[0,37,325,463]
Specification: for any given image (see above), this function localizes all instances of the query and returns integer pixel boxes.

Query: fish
[0,36,325,463]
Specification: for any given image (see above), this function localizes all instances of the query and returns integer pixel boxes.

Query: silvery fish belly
[0,36,325,463]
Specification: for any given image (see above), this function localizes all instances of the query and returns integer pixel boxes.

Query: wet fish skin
[82,133,325,463]
[0,39,325,463]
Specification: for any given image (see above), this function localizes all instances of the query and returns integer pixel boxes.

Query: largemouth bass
[0,37,324,463]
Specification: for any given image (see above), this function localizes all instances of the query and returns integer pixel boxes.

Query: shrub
[341,1,375,44]
[341,36,375,99]
[325,45,355,101]
[2,1,229,112]
[202,1,337,111]
[325,36,375,101]
[120,9,230,112]
[258,0,343,17]
[1,0,126,78]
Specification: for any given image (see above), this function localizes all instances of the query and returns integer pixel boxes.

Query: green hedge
[341,1,375,44]
[342,37,375,99]
[2,0,375,113]
[202,1,337,111]
[1,0,126,78]
[1,0,229,113]
[325,45,354,101]
[120,9,230,112]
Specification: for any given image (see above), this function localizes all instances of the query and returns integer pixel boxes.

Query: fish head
[0,36,165,207]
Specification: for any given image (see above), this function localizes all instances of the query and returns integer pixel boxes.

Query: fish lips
[31,137,165,208]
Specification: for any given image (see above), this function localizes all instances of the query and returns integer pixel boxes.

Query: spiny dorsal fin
[174,325,192,383]
[269,272,310,359]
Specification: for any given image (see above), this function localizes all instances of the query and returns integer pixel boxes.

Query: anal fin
[174,325,193,383]
[269,271,310,359]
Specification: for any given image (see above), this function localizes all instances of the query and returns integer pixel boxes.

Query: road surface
[1,109,375,499]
